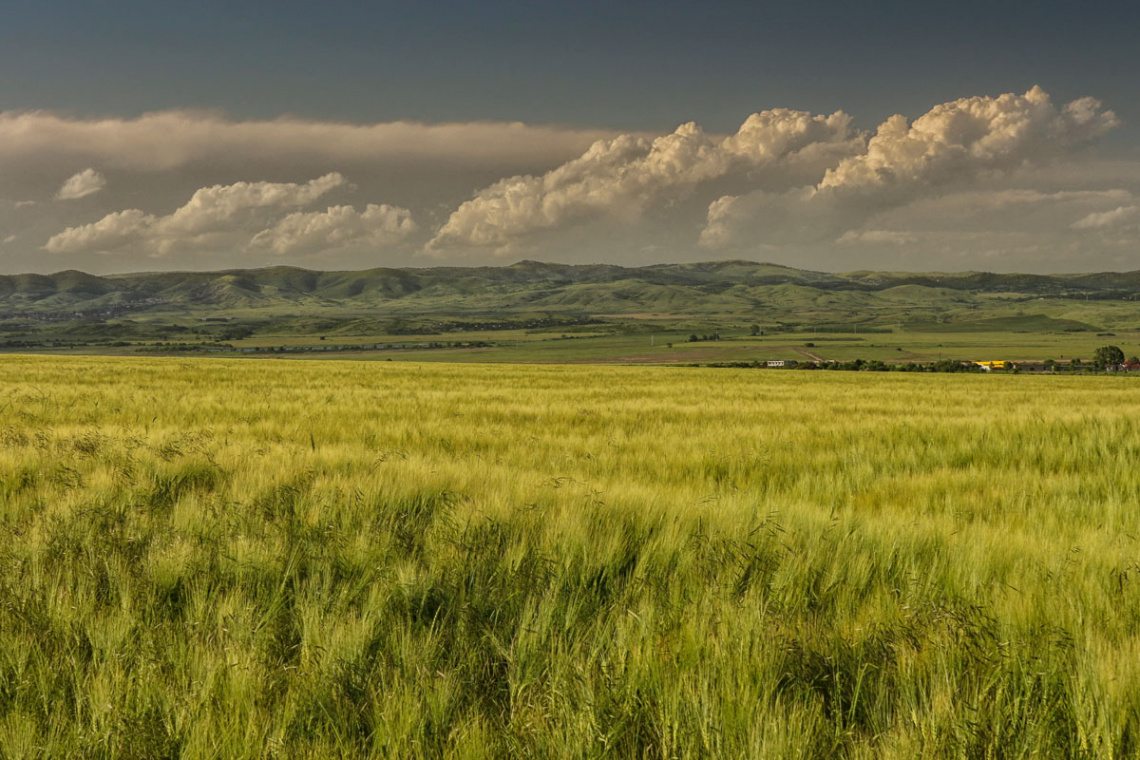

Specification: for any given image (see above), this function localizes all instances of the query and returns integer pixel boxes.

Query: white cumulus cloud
[250,204,417,255]
[45,209,155,254]
[428,109,860,254]
[1071,205,1139,230]
[818,86,1117,196]
[45,173,346,256]
[837,229,919,245]
[56,168,106,200]
[159,173,345,235]
[701,87,1120,248]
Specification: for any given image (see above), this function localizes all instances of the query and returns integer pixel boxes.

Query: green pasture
[8,322,1140,367]
[271,327,1140,365]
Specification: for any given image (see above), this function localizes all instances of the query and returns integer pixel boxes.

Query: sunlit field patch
[1,355,1139,758]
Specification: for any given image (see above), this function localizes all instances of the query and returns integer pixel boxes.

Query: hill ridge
[3,260,1140,317]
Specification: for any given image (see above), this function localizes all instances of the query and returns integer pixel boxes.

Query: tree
[749,324,761,336]
[1093,345,1125,369]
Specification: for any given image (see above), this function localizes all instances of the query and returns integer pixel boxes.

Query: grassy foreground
[2,357,1140,758]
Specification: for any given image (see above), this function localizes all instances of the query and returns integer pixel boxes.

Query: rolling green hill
[5,261,1140,357]
[2,260,1138,318]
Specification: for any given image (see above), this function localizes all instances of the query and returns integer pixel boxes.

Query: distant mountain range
[2,260,1139,319]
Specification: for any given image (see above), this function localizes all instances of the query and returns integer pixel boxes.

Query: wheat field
[1,355,1139,758]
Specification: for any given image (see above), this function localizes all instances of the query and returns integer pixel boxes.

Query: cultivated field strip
[1,356,1139,758]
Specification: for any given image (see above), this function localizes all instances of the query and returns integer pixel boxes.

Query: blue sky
[1,0,1138,273]
[5,0,1138,130]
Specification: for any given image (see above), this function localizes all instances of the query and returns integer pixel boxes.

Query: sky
[2,0,1139,274]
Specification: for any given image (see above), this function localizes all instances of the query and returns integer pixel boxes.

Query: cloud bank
[8,87,1134,273]
[428,110,860,253]
[422,87,1120,263]
[0,111,627,172]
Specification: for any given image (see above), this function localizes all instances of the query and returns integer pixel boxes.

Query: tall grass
[1,356,1139,757]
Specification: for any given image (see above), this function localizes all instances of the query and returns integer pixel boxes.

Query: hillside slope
[2,260,1138,319]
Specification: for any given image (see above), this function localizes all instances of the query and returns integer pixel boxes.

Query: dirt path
[795,347,824,361]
